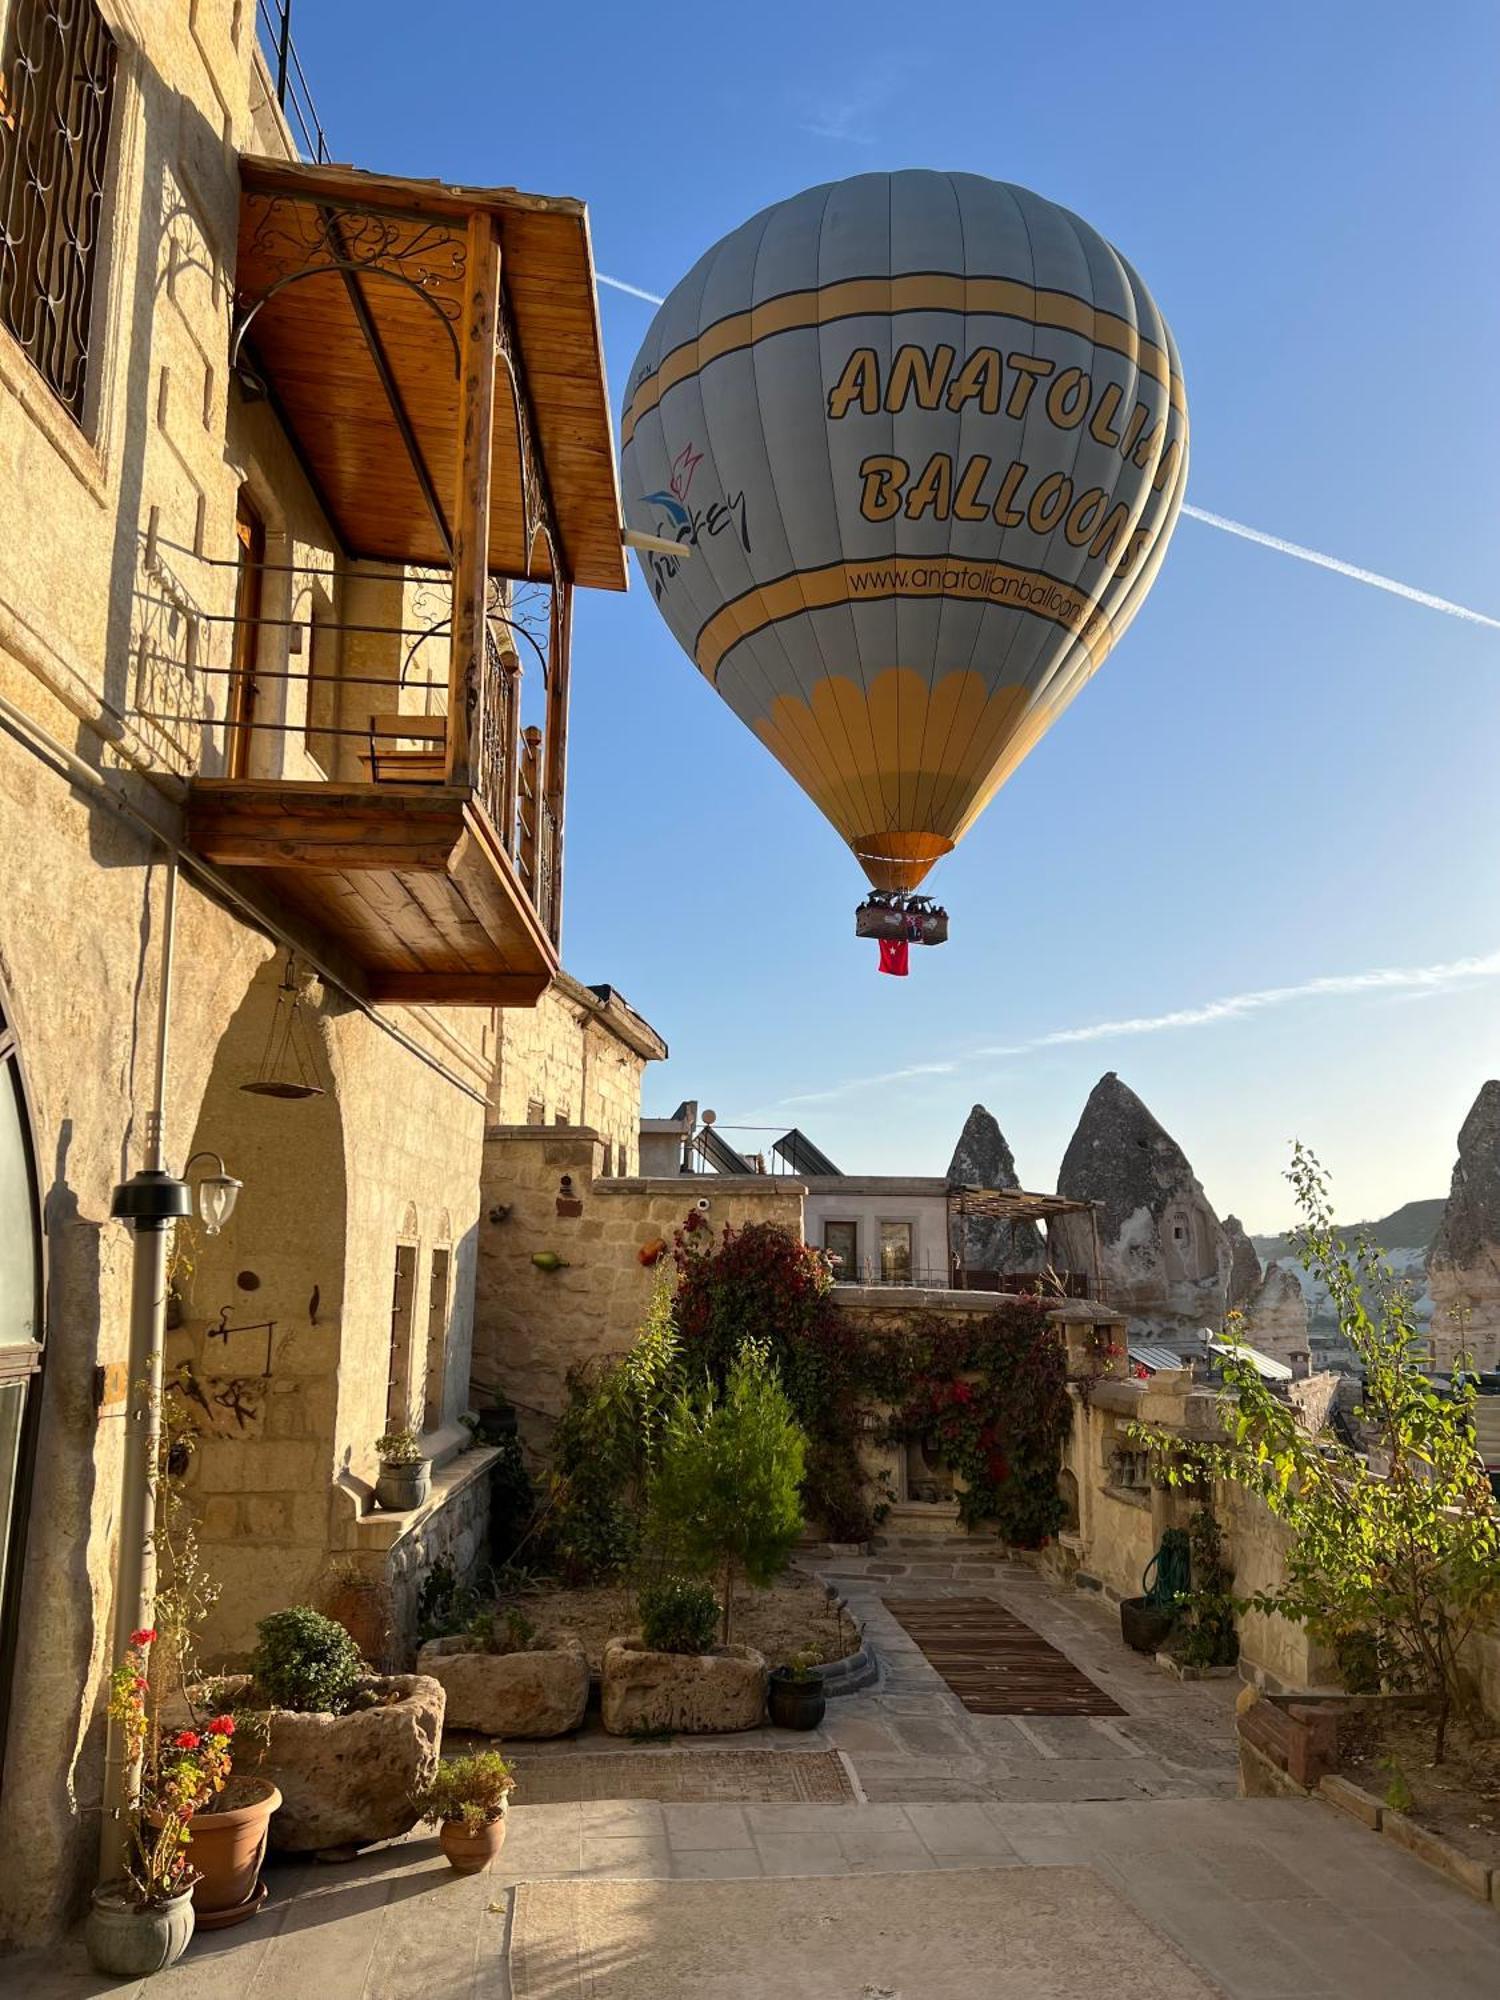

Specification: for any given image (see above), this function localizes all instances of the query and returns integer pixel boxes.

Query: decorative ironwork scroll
[231,198,467,375]
[495,296,561,578]
[0,0,118,422]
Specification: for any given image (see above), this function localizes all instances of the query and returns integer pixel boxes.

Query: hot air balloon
[620,171,1187,965]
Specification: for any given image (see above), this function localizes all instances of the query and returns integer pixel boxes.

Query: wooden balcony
[174,158,627,1008]
[186,776,557,1007]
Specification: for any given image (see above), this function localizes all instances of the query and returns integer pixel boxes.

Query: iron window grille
[0,0,118,424]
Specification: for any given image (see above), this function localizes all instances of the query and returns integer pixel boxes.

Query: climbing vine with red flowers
[672,1219,1071,1547]
[860,1305,1071,1544]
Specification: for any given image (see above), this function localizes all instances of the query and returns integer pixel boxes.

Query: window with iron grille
[0,0,118,423]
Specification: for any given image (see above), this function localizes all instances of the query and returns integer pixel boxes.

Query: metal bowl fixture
[241,955,327,1099]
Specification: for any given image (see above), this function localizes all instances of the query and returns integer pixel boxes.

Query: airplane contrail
[1180,505,1500,631]
[596,280,1500,633]
[761,949,1500,1112]
[598,274,666,304]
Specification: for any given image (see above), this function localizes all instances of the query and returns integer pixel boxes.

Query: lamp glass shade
[196,1172,242,1236]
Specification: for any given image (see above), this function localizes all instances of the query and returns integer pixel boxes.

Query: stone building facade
[488,975,666,1178]
[0,2,628,1942]
[472,1131,800,1454]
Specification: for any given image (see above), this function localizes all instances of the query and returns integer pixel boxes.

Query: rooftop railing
[255,0,331,164]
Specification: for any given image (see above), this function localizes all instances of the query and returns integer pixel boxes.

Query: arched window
[0,984,44,1767]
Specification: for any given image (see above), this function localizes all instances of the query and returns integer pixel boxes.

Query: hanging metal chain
[0,0,118,422]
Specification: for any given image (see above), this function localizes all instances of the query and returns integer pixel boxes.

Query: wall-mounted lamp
[184,1151,243,1236]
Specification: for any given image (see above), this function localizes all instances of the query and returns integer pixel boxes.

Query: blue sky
[300,1,1500,1229]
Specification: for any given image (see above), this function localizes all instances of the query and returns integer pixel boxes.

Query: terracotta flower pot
[184,1779,281,1928]
[85,1882,195,1977]
[439,1814,507,1874]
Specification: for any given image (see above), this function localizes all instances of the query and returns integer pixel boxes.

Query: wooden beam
[448,215,501,788]
[368,970,552,1007]
[324,209,453,562]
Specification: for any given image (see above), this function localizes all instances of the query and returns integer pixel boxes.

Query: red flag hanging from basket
[878,936,909,977]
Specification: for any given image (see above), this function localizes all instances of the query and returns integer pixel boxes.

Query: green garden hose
[1141,1527,1192,1609]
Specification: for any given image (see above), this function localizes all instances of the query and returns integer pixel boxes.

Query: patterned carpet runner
[884,1595,1125,1715]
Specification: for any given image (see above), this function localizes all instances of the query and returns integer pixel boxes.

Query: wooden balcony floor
[186,781,556,1006]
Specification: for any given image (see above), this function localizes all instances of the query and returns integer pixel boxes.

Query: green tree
[648,1340,807,1644]
[549,1276,682,1580]
[1138,1144,1500,1759]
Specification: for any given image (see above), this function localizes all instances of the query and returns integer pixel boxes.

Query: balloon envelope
[621,171,1187,890]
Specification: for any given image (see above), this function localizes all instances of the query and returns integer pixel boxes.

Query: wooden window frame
[821,1218,859,1283]
[420,1243,452,1434]
[878,1218,915,1286]
[385,1238,420,1435]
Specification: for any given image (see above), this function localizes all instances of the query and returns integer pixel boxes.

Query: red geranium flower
[130,1627,156,1647]
[172,1731,201,1749]
[207,1715,235,1736]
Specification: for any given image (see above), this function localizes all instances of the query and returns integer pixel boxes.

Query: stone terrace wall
[490,984,656,1179]
[472,1130,803,1455]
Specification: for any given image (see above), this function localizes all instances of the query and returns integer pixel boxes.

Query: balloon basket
[855,894,948,946]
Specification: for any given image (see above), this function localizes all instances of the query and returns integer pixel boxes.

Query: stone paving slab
[14,1797,1500,1998]
[12,1557,1493,1997]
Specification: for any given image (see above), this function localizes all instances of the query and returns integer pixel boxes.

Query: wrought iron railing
[255,0,331,164]
[126,533,562,940]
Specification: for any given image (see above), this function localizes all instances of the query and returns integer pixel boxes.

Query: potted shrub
[86,1627,235,1976]
[417,1598,589,1739]
[768,1650,826,1732]
[602,1574,767,1736]
[210,1607,443,1854]
[374,1425,429,1511]
[415,1749,515,1873]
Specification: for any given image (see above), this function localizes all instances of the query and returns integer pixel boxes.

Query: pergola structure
[945,1185,1104,1299]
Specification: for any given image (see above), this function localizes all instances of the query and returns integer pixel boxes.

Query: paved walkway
[9,1549,1500,1997]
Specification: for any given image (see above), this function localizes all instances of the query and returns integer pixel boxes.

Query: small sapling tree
[648,1339,807,1644]
[1137,1144,1500,1759]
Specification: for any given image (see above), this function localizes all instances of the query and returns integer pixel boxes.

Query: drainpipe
[99,857,192,1880]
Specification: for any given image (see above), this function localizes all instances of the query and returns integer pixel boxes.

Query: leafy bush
[864,1298,1069,1543]
[1171,1509,1239,1670]
[375,1427,423,1466]
[1137,1143,1500,1760]
[415,1749,514,1833]
[497,1606,536,1655]
[672,1219,870,1536]
[639,1575,720,1655]
[549,1278,681,1581]
[647,1339,806,1643]
[251,1606,365,1714]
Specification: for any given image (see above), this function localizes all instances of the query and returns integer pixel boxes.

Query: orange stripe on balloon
[621,273,1184,447]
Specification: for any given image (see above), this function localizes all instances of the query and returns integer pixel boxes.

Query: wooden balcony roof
[234,157,628,591]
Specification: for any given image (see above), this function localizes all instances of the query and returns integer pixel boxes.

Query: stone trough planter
[213,1674,443,1854]
[416,1634,589,1738]
[601,1637,767,1736]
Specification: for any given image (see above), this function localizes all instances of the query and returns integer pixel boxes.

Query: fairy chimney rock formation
[1244,1261,1311,1368]
[1223,1215,1263,1313]
[1053,1072,1231,1341]
[946,1103,1044,1279]
[1427,1080,1500,1370]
